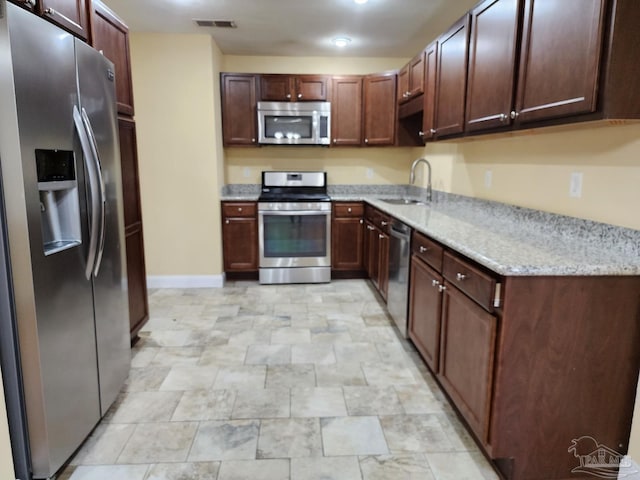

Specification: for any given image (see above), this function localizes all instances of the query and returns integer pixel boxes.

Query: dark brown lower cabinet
[408,255,443,372]
[438,281,496,444]
[364,219,388,301]
[221,202,258,273]
[125,225,149,337]
[331,202,364,275]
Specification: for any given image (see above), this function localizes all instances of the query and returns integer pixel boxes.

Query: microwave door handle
[73,106,100,280]
[80,108,107,277]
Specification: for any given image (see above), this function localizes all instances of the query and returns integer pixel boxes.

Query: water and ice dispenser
[35,149,82,255]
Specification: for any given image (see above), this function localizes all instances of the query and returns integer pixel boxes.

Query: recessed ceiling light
[332,37,352,48]
[354,0,368,4]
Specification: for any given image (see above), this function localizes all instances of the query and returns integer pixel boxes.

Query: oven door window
[263,214,327,258]
[264,115,313,140]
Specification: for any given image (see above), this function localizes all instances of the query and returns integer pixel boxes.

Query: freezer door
[2,4,101,478]
[75,39,130,416]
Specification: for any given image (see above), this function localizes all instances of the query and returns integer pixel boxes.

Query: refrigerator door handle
[73,106,101,280]
[80,108,107,277]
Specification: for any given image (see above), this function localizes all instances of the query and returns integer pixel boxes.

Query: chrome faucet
[410,157,432,202]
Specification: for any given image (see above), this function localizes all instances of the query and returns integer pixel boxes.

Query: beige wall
[130,33,225,276]
[414,123,640,230]
[0,367,15,479]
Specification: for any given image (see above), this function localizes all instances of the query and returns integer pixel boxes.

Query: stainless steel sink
[379,198,428,206]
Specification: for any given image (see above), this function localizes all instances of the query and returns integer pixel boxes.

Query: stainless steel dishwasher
[387,219,412,338]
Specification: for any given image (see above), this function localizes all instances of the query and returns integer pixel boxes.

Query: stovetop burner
[258,171,330,203]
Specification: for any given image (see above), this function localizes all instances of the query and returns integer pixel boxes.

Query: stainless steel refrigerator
[0,2,130,478]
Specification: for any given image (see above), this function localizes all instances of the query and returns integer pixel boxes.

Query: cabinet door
[363,73,397,146]
[118,117,142,228]
[91,1,134,116]
[331,76,363,146]
[434,15,470,137]
[422,42,438,141]
[39,0,89,39]
[514,0,605,123]
[364,221,379,281]
[397,64,410,103]
[295,75,328,101]
[221,74,258,146]
[222,217,258,271]
[408,256,443,371]
[408,52,425,97]
[125,226,149,337]
[332,217,364,271]
[439,283,497,442]
[465,0,520,132]
[260,74,293,101]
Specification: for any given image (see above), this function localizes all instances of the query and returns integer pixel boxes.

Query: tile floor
[59,280,499,480]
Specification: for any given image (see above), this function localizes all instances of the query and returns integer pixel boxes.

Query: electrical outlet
[484,170,493,189]
[366,168,374,179]
[569,172,583,198]
[243,167,251,178]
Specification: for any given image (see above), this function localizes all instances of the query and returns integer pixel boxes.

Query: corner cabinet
[331,202,365,275]
[363,72,397,146]
[221,202,258,274]
[221,74,258,147]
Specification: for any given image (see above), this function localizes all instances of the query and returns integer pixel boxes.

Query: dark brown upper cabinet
[465,0,520,132]
[90,0,135,116]
[8,0,37,11]
[221,74,258,147]
[39,0,89,40]
[330,76,363,146]
[398,52,426,105]
[433,14,470,138]
[363,72,397,146]
[514,0,606,124]
[421,42,438,142]
[260,74,328,102]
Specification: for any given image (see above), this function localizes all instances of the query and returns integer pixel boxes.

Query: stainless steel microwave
[257,101,331,145]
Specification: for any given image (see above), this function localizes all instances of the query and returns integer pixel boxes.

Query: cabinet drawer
[364,204,390,232]
[334,202,364,218]
[412,231,443,272]
[222,202,256,218]
[443,251,497,312]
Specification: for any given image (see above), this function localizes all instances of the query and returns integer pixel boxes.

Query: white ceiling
[101,0,479,57]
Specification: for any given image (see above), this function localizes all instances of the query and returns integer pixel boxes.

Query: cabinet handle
[418,131,425,137]
[431,279,440,287]
[456,273,467,281]
[298,93,303,99]
[347,207,352,213]
[381,221,388,226]
[406,91,411,97]
[367,225,375,231]
[510,110,519,120]
[500,113,508,122]
[379,234,384,239]
[419,246,428,253]
[439,284,447,293]
[286,94,291,99]
[430,129,436,134]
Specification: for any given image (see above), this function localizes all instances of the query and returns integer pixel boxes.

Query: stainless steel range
[258,171,331,284]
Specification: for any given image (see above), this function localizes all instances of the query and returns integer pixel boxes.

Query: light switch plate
[570,172,583,198]
[366,168,374,179]
[243,167,251,178]
[484,170,493,189]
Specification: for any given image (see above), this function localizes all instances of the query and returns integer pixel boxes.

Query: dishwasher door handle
[390,225,411,240]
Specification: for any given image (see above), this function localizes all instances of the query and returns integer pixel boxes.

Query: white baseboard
[146,274,225,289]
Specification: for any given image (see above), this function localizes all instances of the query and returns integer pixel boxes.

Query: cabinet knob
[431,279,440,287]
[360,219,364,224]
[418,131,425,137]
[430,129,436,134]
[298,93,303,99]
[364,138,369,144]
[251,138,256,143]
[238,207,242,212]
[438,284,447,293]
[419,246,428,253]
[225,219,230,224]
[510,110,519,120]
[286,94,291,99]
[456,273,467,281]
[347,207,352,213]
[381,221,388,226]
[367,225,374,231]
[333,138,337,144]
[379,234,384,239]
[44,7,55,15]
[499,113,508,122]
[406,91,411,97]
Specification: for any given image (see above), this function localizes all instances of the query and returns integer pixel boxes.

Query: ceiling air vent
[195,19,237,28]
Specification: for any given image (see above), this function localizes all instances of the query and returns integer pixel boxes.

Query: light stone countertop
[221,184,640,277]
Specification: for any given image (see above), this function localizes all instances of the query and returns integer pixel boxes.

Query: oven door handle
[259,210,330,216]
